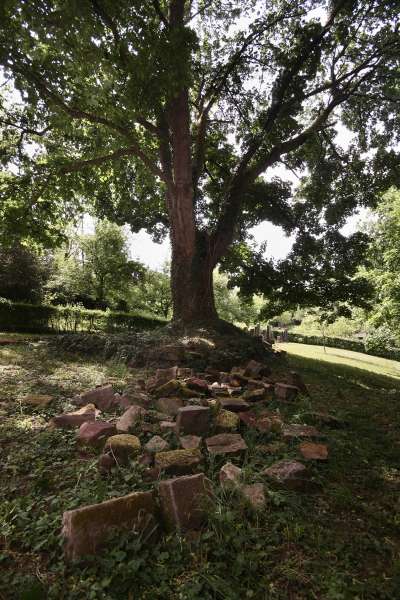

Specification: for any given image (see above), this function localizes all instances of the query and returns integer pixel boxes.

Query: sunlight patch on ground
[278,342,400,380]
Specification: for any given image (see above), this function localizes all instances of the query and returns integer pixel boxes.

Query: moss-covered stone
[215,409,240,431]
[104,434,141,460]
[155,448,202,475]
[153,379,182,398]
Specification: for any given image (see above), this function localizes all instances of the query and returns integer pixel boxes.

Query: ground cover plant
[1,338,400,599]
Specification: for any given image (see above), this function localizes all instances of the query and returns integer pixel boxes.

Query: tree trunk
[170,231,218,324]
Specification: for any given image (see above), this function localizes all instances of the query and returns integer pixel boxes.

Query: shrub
[0,299,166,333]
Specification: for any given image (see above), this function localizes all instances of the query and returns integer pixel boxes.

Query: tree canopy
[1,1,399,322]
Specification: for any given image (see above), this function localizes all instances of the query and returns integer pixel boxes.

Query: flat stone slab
[62,490,156,559]
[282,424,321,440]
[155,448,202,475]
[78,421,116,446]
[77,385,117,411]
[299,442,328,460]
[116,405,146,433]
[176,406,210,436]
[219,398,250,413]
[274,382,299,402]
[22,394,53,407]
[262,459,310,490]
[206,433,247,456]
[50,403,98,428]
[159,473,212,531]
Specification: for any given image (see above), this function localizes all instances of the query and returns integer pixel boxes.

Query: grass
[1,339,400,599]
[278,341,400,380]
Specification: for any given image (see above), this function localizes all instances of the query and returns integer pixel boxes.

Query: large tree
[0,1,399,325]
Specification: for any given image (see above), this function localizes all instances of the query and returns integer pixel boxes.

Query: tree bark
[170,230,218,324]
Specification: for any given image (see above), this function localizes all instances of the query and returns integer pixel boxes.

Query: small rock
[242,388,267,402]
[62,491,156,559]
[78,421,116,447]
[219,462,242,487]
[238,411,272,432]
[299,442,328,460]
[241,483,266,509]
[262,459,310,490]
[98,453,115,473]
[160,421,178,434]
[155,397,184,416]
[215,410,240,432]
[77,385,117,411]
[255,442,286,454]
[274,383,298,402]
[116,405,146,433]
[155,366,178,387]
[159,473,212,530]
[104,434,141,461]
[186,377,209,393]
[243,360,263,378]
[282,424,321,440]
[155,448,202,475]
[180,435,202,450]
[144,435,170,454]
[206,433,247,456]
[219,398,250,413]
[22,394,53,407]
[50,404,98,429]
[177,367,194,378]
[176,406,210,436]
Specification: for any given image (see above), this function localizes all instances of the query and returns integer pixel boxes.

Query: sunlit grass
[278,342,400,380]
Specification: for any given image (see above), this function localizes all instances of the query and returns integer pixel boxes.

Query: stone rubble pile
[48,360,337,559]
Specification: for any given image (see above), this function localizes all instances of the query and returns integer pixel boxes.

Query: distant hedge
[281,331,400,362]
[0,298,167,333]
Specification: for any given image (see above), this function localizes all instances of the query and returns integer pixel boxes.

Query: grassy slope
[279,342,400,379]
[0,341,400,599]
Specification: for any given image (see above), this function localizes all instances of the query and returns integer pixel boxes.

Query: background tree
[130,263,173,318]
[363,188,400,339]
[0,242,49,302]
[46,220,144,309]
[1,1,399,325]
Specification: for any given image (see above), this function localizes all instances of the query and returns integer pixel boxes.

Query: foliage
[364,188,400,339]
[0,1,399,317]
[291,307,367,339]
[365,326,398,356]
[130,263,172,318]
[213,270,261,326]
[0,298,166,334]
[0,241,50,303]
[46,220,144,310]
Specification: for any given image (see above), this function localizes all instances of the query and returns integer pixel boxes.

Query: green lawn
[278,341,400,380]
[1,340,400,599]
